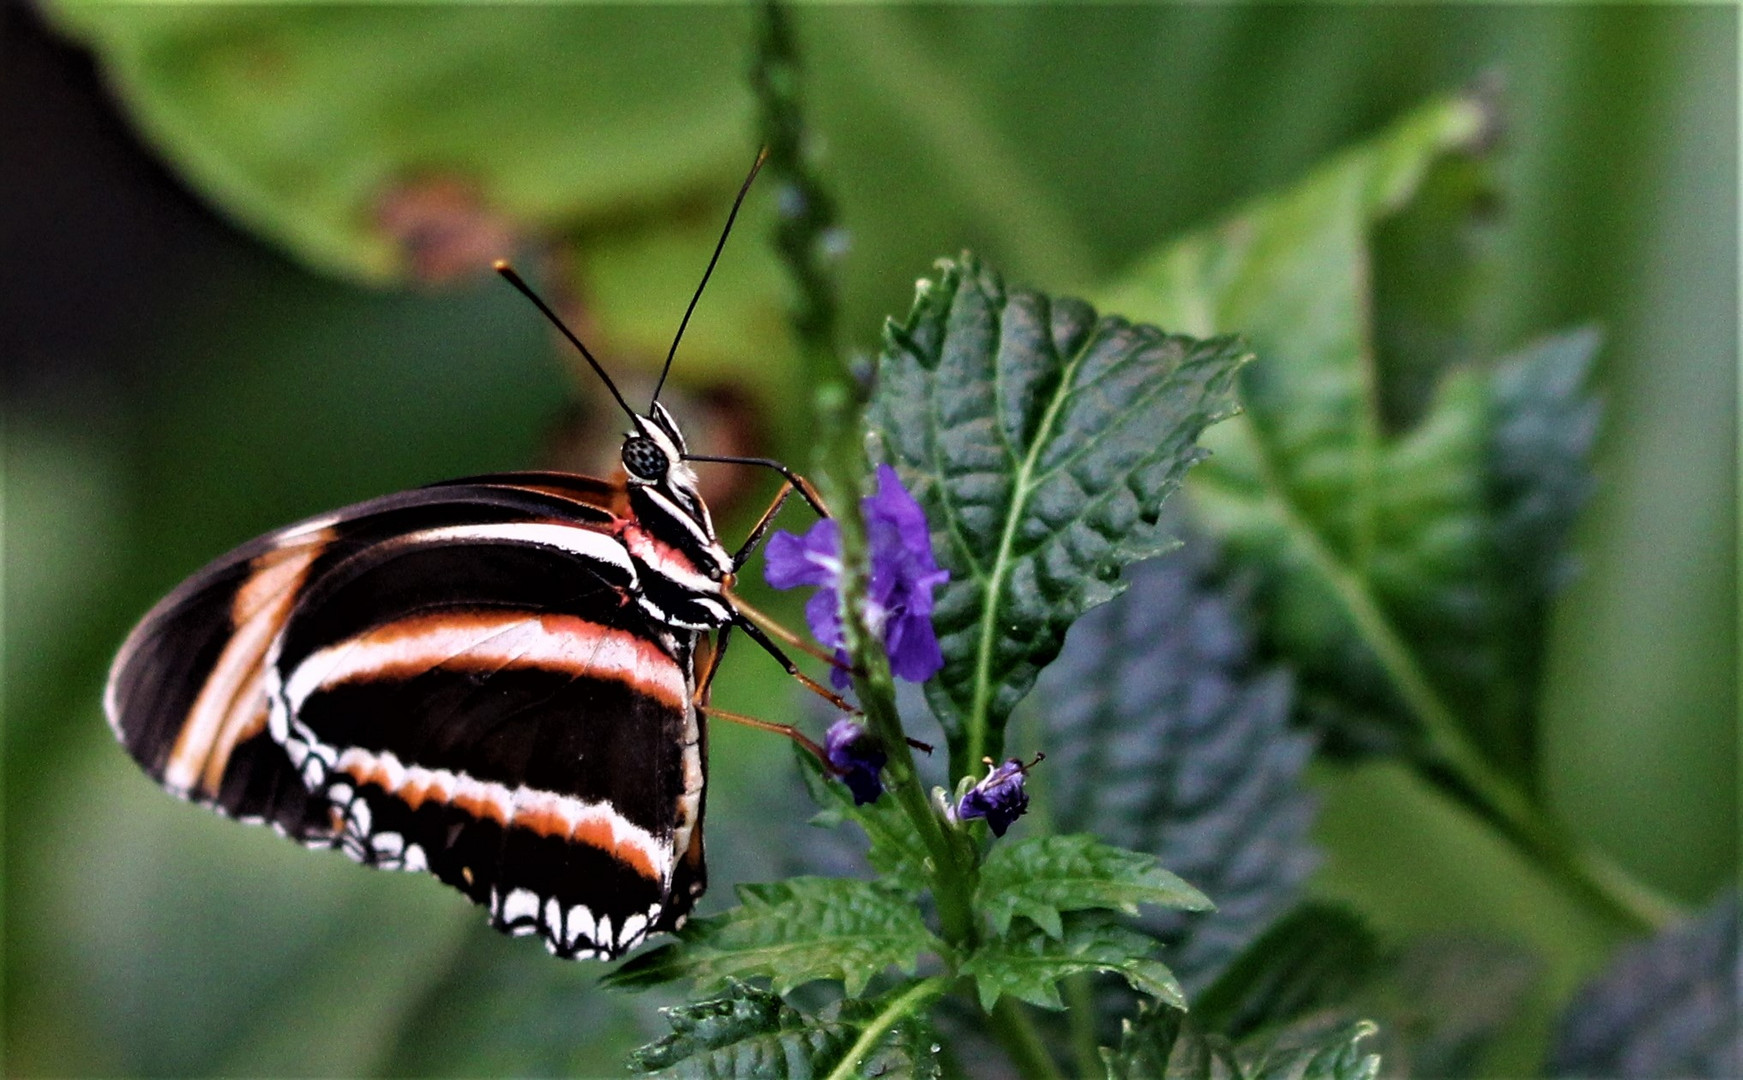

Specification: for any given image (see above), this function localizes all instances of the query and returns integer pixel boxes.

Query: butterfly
[104,149,842,961]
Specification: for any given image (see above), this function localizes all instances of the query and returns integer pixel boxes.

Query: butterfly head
[622,405,726,574]
[622,403,691,484]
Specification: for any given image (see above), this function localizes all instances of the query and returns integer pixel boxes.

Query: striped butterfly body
[106,150,816,961]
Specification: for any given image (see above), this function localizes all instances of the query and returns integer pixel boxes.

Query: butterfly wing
[106,476,706,959]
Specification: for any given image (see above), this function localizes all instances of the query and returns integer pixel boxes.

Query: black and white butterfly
[105,149,836,961]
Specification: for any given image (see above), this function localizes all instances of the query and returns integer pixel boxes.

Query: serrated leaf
[963,913,1184,1012]
[629,979,945,1080]
[1101,999,1199,1080]
[977,834,1211,940]
[795,747,932,895]
[1104,1003,1382,1080]
[1038,538,1316,993]
[1549,889,1740,1079]
[1240,1019,1383,1080]
[868,253,1246,775]
[1094,93,1595,786]
[605,879,942,997]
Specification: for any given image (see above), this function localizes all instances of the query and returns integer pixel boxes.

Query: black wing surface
[106,475,704,958]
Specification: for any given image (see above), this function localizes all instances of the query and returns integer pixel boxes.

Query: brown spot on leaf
[377,177,516,284]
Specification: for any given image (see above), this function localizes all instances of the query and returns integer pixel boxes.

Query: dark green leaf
[1240,1018,1383,1080]
[977,834,1211,940]
[1038,537,1316,994]
[1101,1000,1200,1080]
[795,747,931,895]
[962,913,1184,1012]
[605,879,942,997]
[869,253,1247,775]
[1103,1003,1383,1080]
[45,6,752,282]
[1094,93,1595,786]
[1550,889,1740,1079]
[629,979,945,1079]
[1192,905,1381,1042]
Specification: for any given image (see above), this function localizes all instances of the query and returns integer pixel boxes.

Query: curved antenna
[494,260,637,423]
[650,146,769,410]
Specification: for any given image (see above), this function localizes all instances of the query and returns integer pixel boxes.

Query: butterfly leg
[695,625,831,765]
[704,623,933,759]
[699,705,831,764]
[724,587,847,669]
[730,615,859,715]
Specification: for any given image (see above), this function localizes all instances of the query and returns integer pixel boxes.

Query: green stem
[987,998,1065,1080]
[1202,411,1685,931]
[758,0,979,959]
[816,386,980,951]
[1063,973,1103,1079]
[822,978,948,1080]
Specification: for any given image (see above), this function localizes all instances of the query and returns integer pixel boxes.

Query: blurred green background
[4,4,1733,1076]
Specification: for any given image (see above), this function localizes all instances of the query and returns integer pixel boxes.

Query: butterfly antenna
[650,146,769,410]
[494,260,638,423]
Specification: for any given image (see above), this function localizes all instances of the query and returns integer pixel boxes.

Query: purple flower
[824,719,886,805]
[763,464,949,687]
[956,757,1037,837]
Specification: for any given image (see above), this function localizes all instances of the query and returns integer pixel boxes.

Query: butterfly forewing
[106,475,709,958]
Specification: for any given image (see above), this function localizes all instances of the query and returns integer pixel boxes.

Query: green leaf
[977,834,1211,940]
[962,912,1184,1012]
[44,5,753,283]
[1240,1019,1383,1080]
[1038,535,1316,993]
[628,979,945,1080]
[604,878,942,997]
[1094,93,1579,789]
[795,747,931,895]
[1103,1002,1383,1080]
[869,253,1247,775]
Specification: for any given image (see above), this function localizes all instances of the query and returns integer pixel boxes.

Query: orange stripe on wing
[284,610,688,713]
[335,748,667,882]
[164,529,335,797]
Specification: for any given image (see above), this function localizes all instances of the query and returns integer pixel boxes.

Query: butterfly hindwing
[106,476,706,958]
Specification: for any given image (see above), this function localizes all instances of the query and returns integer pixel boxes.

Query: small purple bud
[824,720,886,805]
[956,756,1040,837]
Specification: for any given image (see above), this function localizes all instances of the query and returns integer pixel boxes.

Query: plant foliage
[1038,538,1317,994]
[867,253,1247,774]
[630,979,945,1080]
[1103,1000,1383,1080]
[607,879,940,997]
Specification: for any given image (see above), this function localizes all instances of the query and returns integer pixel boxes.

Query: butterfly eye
[622,437,669,481]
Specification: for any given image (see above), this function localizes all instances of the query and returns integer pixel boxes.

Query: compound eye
[622,437,669,481]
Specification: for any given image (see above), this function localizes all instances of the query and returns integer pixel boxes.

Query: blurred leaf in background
[5,3,1733,1076]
